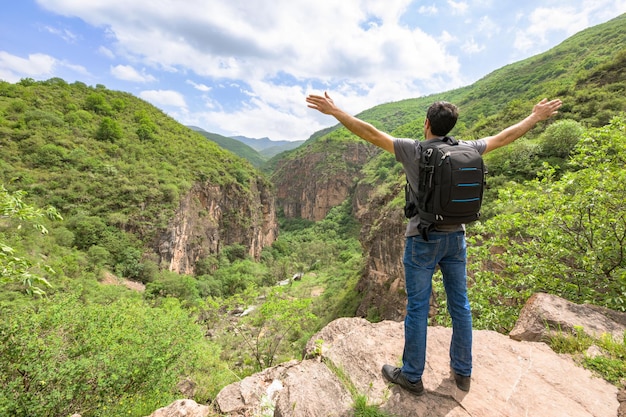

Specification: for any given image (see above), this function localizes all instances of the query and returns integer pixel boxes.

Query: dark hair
[426,101,458,136]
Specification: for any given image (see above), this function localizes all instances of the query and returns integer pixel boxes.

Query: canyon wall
[158,177,277,275]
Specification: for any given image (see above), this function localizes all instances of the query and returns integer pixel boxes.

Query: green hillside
[189,128,266,168]
[0,79,264,285]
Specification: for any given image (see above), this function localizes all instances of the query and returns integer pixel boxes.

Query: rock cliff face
[157,178,277,275]
[273,142,377,221]
[353,180,408,320]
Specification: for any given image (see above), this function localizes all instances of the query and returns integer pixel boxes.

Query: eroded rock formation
[273,142,377,221]
[158,178,277,275]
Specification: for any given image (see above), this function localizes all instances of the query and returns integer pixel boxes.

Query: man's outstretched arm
[482,98,563,154]
[306,92,395,154]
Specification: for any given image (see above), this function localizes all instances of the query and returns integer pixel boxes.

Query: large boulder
[146,399,209,417]
[214,317,618,417]
[510,292,626,342]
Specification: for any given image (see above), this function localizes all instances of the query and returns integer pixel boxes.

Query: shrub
[539,119,584,159]
[0,294,209,417]
[95,117,122,142]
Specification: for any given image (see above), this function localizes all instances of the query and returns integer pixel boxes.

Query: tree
[0,185,62,295]
[233,289,317,370]
[95,117,122,142]
[539,119,584,159]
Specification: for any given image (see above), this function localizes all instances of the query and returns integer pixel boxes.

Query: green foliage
[549,330,626,386]
[539,119,585,159]
[95,117,122,142]
[466,115,626,331]
[145,271,201,304]
[548,326,593,354]
[483,139,542,181]
[0,293,214,417]
[84,92,113,115]
[234,289,317,370]
[0,185,62,295]
[353,395,394,417]
[198,130,267,168]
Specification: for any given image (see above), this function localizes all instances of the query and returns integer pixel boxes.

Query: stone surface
[214,316,618,417]
[158,180,277,275]
[214,360,299,415]
[146,399,210,417]
[510,292,626,342]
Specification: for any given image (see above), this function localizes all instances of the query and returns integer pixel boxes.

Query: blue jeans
[401,231,472,382]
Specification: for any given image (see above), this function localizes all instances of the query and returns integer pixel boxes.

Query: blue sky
[1,1,625,141]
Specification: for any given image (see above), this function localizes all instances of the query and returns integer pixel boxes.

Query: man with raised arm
[306,92,562,394]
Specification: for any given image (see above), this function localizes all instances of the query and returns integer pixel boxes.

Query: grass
[548,326,626,386]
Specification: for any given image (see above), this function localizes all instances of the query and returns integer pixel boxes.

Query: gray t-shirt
[393,137,487,237]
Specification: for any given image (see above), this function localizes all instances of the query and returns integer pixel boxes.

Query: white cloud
[42,25,79,43]
[139,89,187,108]
[514,1,626,53]
[111,64,156,82]
[36,0,459,86]
[418,5,438,16]
[98,46,115,59]
[0,52,56,81]
[438,30,457,45]
[63,62,90,76]
[447,0,469,15]
[462,38,485,54]
[186,79,211,92]
[476,15,499,38]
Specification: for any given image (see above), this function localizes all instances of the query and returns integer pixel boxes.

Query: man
[306,92,562,395]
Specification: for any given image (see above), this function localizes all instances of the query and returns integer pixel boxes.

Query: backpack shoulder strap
[442,136,458,145]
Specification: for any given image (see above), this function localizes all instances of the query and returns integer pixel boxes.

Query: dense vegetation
[0,77,265,289]
[1,13,625,417]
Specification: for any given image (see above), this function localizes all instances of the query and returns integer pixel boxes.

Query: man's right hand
[531,98,563,122]
[306,91,337,115]
[305,91,396,154]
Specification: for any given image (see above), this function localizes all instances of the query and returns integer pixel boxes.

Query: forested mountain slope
[0,79,277,286]
[190,127,267,168]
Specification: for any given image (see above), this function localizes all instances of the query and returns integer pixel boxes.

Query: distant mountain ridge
[230,135,304,154]
[188,127,304,165]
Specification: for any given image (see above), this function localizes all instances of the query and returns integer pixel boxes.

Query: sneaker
[453,371,471,392]
[382,365,424,396]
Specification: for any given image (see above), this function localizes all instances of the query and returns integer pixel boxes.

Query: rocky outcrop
[148,294,623,416]
[213,316,619,417]
[146,399,209,417]
[273,142,377,221]
[510,292,626,342]
[353,179,407,321]
[351,175,458,321]
[158,178,277,275]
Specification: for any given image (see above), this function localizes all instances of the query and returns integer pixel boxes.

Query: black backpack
[404,136,486,240]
